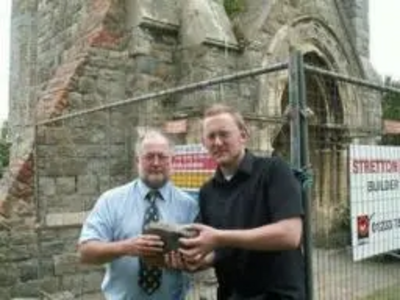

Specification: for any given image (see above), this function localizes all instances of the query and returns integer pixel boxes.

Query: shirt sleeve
[266,156,304,222]
[78,192,115,244]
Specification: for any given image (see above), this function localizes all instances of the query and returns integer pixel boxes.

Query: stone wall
[1,0,379,298]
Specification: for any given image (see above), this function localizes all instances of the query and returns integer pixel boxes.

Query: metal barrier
[2,50,400,299]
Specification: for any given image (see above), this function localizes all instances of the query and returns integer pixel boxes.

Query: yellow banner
[171,172,214,188]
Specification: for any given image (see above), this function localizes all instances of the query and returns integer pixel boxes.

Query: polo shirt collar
[213,149,254,183]
[137,179,170,201]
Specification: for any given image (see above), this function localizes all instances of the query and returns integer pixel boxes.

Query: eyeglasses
[142,153,170,162]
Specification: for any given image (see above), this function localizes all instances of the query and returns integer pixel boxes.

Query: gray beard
[142,177,167,190]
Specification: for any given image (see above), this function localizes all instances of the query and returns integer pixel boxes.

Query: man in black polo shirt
[179,104,305,300]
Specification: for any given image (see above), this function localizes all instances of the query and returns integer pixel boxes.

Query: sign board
[171,144,217,200]
[350,144,400,261]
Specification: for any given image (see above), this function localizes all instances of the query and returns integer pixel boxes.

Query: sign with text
[171,144,217,200]
[350,144,400,261]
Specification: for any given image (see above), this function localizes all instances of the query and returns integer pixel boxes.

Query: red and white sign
[172,153,217,171]
[164,119,188,134]
[171,144,216,196]
[350,145,400,261]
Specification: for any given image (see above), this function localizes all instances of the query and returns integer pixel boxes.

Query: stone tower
[0,0,379,298]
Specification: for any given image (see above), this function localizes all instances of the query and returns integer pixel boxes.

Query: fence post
[298,52,314,300]
[289,50,314,300]
[289,52,302,168]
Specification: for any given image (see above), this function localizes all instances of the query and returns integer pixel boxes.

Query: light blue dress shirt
[79,179,199,300]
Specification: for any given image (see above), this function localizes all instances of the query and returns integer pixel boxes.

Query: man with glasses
[78,129,199,300]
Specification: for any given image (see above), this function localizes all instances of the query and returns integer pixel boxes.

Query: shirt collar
[137,179,170,201]
[213,149,254,183]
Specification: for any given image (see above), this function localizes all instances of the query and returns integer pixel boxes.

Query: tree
[0,120,10,178]
[381,77,400,145]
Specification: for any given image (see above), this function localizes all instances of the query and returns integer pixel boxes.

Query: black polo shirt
[198,151,305,299]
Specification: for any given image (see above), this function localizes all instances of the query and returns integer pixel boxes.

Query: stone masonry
[0,0,380,298]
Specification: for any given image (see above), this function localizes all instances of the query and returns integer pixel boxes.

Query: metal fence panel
[33,63,289,299]
[304,60,400,300]
[2,51,400,300]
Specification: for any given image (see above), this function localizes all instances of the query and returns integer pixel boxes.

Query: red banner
[172,153,217,171]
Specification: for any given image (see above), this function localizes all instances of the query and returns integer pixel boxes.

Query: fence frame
[31,50,400,300]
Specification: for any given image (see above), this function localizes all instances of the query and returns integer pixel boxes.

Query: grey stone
[53,253,102,276]
[0,266,19,287]
[10,277,60,298]
[77,175,98,195]
[62,271,104,295]
[180,0,238,49]
[2,0,381,299]
[38,177,56,196]
[144,221,198,253]
[55,177,76,195]
[46,291,75,300]
[0,288,11,299]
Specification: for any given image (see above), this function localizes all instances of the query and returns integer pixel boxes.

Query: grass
[361,284,400,300]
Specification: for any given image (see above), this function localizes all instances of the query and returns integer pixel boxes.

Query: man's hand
[143,254,165,267]
[121,234,164,257]
[164,251,207,272]
[178,224,221,260]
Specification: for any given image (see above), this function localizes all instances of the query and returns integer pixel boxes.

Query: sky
[0,0,400,123]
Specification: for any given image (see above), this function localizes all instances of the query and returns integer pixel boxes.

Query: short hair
[203,104,249,136]
[135,129,174,156]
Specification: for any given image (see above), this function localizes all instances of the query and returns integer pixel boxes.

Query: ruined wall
[0,0,378,298]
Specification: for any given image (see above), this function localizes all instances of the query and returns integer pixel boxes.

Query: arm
[217,157,303,251]
[214,218,302,251]
[80,236,164,265]
[78,240,127,265]
[77,192,121,265]
[181,157,304,255]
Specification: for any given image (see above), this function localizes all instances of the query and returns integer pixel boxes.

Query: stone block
[0,287,11,299]
[19,258,54,282]
[77,175,98,195]
[126,0,179,31]
[10,230,37,246]
[53,252,103,275]
[180,0,238,49]
[41,240,66,256]
[144,222,198,253]
[78,77,96,94]
[135,55,172,77]
[55,177,77,195]
[0,230,10,247]
[39,158,89,177]
[0,265,19,287]
[44,194,91,214]
[8,245,35,261]
[10,277,61,298]
[61,270,104,295]
[38,177,56,196]
[48,291,75,300]
[45,211,89,228]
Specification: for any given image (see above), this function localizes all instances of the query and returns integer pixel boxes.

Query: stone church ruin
[0,0,381,298]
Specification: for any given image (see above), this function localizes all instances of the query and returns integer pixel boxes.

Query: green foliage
[0,120,10,178]
[313,203,351,249]
[223,0,245,17]
[382,77,400,120]
[381,77,400,146]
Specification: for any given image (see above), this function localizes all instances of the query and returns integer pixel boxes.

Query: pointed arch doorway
[272,51,348,244]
